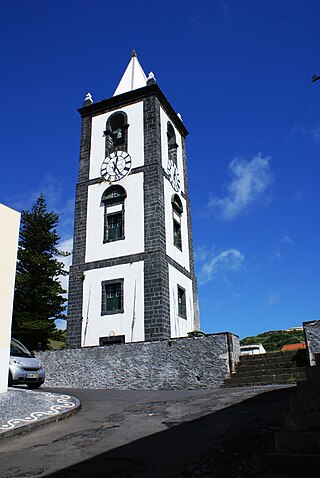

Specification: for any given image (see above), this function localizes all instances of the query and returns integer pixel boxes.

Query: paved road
[0,385,294,478]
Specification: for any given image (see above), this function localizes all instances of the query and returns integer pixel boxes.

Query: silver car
[9,338,45,389]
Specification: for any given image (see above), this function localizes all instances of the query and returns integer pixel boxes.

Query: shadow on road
[45,387,295,478]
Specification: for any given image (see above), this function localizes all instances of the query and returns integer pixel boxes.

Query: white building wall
[89,101,144,180]
[86,172,144,263]
[160,107,190,271]
[163,179,190,271]
[82,261,144,346]
[0,204,20,393]
[159,106,184,194]
[168,264,194,338]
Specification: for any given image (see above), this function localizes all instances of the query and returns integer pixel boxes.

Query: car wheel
[27,383,42,389]
[8,372,13,387]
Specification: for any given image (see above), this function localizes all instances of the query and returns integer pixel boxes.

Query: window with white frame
[101,185,126,243]
[177,285,187,319]
[101,279,124,315]
[172,194,183,250]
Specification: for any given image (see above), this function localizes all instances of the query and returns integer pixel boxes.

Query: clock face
[101,151,132,182]
[167,159,180,192]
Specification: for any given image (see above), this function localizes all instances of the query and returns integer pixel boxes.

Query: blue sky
[1,0,319,339]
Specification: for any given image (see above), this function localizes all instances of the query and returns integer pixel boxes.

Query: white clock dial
[167,159,180,192]
[101,151,132,182]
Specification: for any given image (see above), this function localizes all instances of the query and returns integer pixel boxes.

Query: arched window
[104,111,128,157]
[172,194,183,250]
[101,185,127,242]
[177,285,187,319]
[167,121,178,165]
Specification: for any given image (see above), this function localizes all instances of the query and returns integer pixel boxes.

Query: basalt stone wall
[303,320,320,366]
[37,333,239,390]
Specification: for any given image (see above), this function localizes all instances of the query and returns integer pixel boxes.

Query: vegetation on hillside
[49,329,66,350]
[240,329,305,352]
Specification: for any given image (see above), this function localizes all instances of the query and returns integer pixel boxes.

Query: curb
[0,390,81,438]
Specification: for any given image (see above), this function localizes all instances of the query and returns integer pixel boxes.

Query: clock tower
[67,52,199,348]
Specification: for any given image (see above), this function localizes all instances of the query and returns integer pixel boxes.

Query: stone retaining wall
[303,320,320,366]
[37,333,239,390]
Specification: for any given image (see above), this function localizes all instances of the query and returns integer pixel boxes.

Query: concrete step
[241,351,298,361]
[290,394,320,412]
[296,380,320,397]
[282,412,320,431]
[305,366,320,382]
[240,350,307,367]
[236,361,305,373]
[240,354,299,366]
[263,475,305,478]
[230,368,306,381]
[223,381,284,388]
[266,452,320,477]
[263,474,304,478]
[224,372,305,386]
[275,431,320,453]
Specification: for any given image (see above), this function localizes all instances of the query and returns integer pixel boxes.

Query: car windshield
[10,338,33,358]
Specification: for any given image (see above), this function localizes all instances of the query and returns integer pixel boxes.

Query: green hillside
[240,329,305,352]
[49,329,66,350]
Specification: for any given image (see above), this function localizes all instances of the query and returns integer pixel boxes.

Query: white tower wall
[86,173,144,263]
[169,264,194,338]
[82,261,144,346]
[89,102,144,180]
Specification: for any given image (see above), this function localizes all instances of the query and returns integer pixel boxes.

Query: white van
[240,344,266,356]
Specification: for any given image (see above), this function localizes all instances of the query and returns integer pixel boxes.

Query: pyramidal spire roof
[113,51,147,97]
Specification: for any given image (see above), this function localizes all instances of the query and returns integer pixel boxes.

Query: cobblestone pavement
[0,385,295,477]
[0,387,80,437]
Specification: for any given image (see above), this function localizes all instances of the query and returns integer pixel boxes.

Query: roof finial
[147,71,156,86]
[83,92,93,106]
[132,50,137,58]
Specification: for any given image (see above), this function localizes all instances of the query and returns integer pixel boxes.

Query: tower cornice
[78,84,188,137]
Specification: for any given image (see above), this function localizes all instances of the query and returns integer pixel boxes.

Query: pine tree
[12,195,69,350]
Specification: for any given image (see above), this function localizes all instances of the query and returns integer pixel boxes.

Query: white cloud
[267,293,280,306]
[7,175,74,244]
[311,123,320,142]
[272,233,294,261]
[57,237,73,295]
[194,246,210,262]
[280,234,294,246]
[8,175,63,212]
[55,319,67,330]
[291,122,308,138]
[208,153,273,221]
[291,121,320,143]
[219,0,229,16]
[55,238,73,331]
[198,247,244,284]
